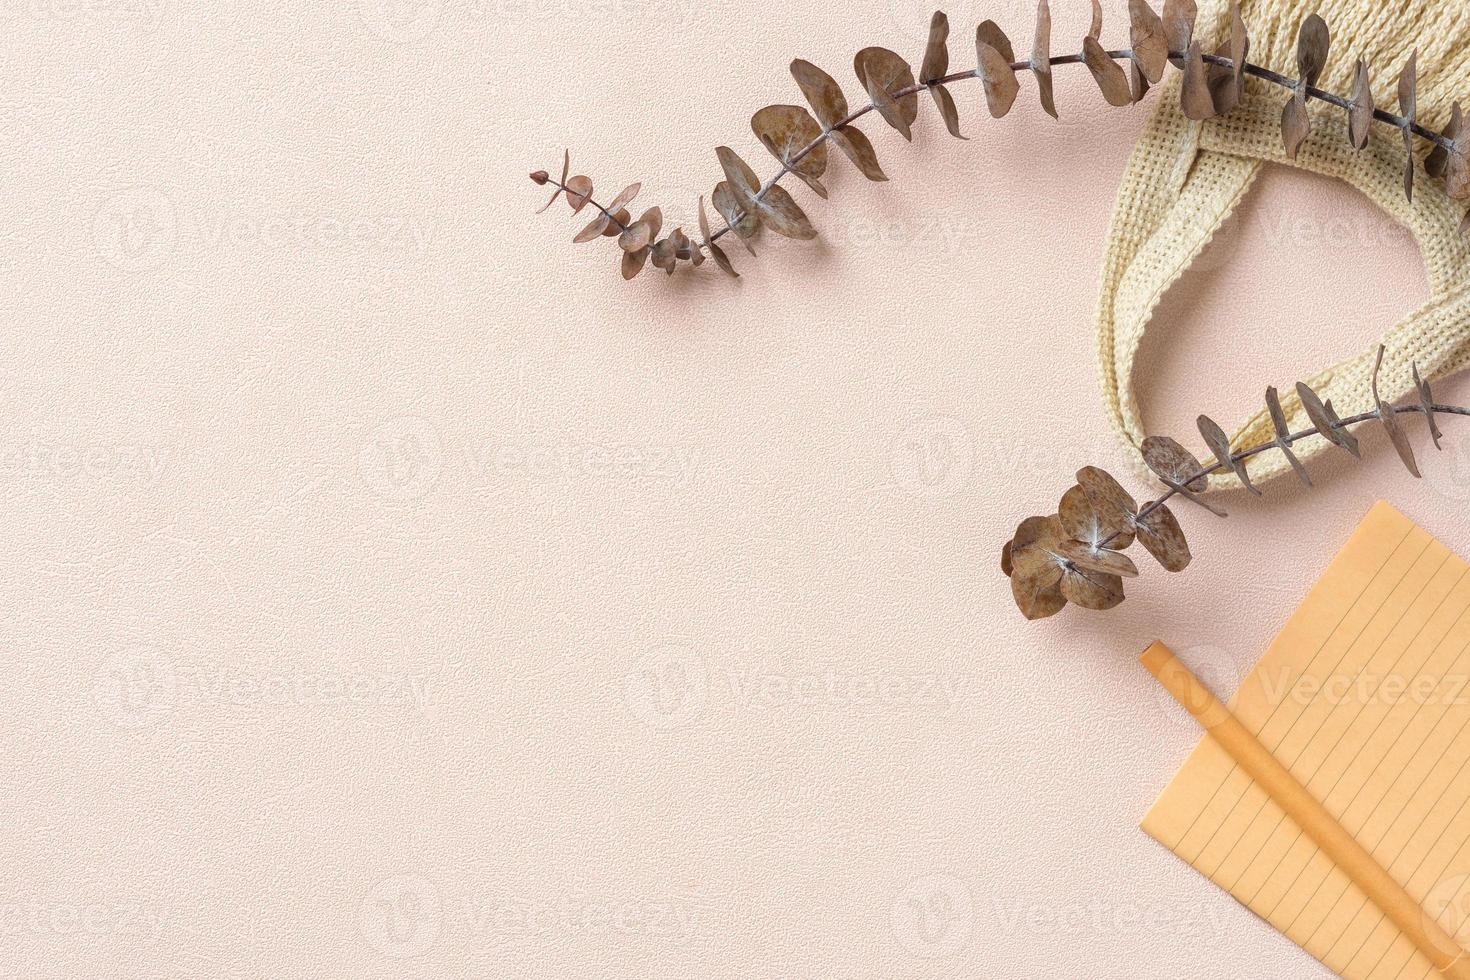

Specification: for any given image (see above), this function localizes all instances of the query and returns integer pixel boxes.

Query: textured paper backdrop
[5,0,1470,976]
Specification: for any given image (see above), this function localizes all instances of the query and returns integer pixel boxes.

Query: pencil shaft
[1142,642,1470,980]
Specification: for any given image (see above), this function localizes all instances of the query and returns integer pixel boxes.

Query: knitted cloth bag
[1097,0,1470,487]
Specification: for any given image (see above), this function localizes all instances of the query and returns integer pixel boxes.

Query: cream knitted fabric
[1097,0,1470,488]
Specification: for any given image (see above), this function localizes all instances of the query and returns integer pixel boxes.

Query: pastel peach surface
[5,1,1470,978]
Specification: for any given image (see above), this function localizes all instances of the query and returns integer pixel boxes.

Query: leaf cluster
[1001,348,1467,619]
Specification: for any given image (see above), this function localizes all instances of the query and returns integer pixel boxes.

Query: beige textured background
[6,0,1470,976]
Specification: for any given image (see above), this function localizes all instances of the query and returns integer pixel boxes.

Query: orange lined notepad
[1144,501,1470,979]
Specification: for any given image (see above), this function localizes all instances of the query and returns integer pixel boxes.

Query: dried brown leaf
[1296,382,1361,458]
[976,20,1015,62]
[1083,36,1133,108]
[573,212,611,244]
[668,227,699,265]
[536,148,570,214]
[718,146,813,243]
[1076,466,1138,546]
[1265,386,1313,486]
[790,59,848,129]
[1296,14,1330,88]
[1059,483,1133,550]
[1197,414,1259,495]
[1058,541,1140,579]
[1032,0,1057,118]
[854,47,919,141]
[921,10,950,81]
[1282,93,1311,159]
[1009,515,1067,619]
[930,85,966,140]
[1349,59,1374,151]
[604,209,630,236]
[711,181,758,254]
[650,235,678,275]
[1162,0,1197,60]
[830,126,888,181]
[920,12,967,140]
[757,184,819,240]
[1013,569,1067,619]
[1181,42,1216,120]
[977,39,1020,118]
[1135,504,1191,572]
[619,206,662,253]
[1129,0,1168,84]
[1226,0,1248,98]
[1428,104,1461,176]
[1141,435,1209,492]
[1400,51,1418,202]
[1061,566,1125,610]
[621,246,648,280]
[1414,364,1443,449]
[1130,62,1150,104]
[752,104,829,198]
[1088,0,1103,40]
[565,175,593,214]
[1450,141,1470,200]
[1372,346,1421,478]
[697,196,739,279]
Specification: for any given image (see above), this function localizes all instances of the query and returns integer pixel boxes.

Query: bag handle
[1097,86,1470,489]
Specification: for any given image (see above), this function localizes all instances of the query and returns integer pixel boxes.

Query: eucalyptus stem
[702,45,1460,250]
[1097,403,1470,551]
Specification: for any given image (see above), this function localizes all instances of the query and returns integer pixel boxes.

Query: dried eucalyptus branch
[529,2,1470,279]
[1001,347,1470,620]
